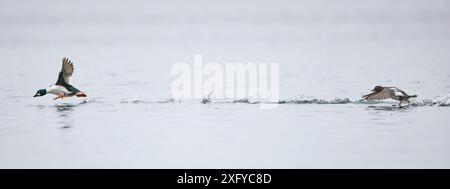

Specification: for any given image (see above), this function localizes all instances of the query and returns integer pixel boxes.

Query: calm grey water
[1,0,450,168]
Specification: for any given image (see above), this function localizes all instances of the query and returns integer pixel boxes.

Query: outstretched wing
[363,88,395,100]
[56,57,74,85]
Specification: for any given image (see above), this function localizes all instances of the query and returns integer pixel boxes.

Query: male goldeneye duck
[33,57,87,100]
[362,86,417,106]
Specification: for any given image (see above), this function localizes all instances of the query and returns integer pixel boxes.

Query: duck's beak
[33,94,38,97]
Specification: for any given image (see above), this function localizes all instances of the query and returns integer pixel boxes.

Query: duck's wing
[363,88,395,100]
[64,84,87,97]
[56,57,74,85]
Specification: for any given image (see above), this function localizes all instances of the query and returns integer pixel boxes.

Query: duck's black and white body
[34,58,87,100]
[363,86,417,106]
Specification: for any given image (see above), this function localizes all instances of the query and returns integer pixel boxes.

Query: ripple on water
[365,105,409,111]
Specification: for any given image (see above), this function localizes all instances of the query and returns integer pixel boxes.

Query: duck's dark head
[33,89,47,97]
[372,86,384,92]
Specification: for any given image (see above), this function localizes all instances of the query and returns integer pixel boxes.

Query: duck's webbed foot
[53,94,65,100]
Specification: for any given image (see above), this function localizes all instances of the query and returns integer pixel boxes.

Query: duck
[362,86,417,106]
[33,57,87,100]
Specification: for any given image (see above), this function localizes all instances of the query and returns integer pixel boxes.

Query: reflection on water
[365,105,409,111]
[26,100,90,130]
[363,104,413,127]
[54,100,89,129]
[55,103,75,129]
[56,104,76,111]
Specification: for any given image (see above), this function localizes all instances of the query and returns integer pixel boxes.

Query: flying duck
[363,86,417,106]
[33,57,87,100]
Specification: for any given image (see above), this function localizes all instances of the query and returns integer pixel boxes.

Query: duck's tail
[75,92,87,97]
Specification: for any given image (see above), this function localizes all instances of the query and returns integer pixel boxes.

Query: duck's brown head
[372,86,384,92]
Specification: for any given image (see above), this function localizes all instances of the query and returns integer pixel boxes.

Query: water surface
[0,0,449,168]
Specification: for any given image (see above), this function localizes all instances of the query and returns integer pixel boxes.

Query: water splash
[232,98,252,103]
[410,95,450,107]
[156,97,181,104]
[117,95,450,107]
[120,98,152,104]
[280,97,352,104]
[121,97,181,104]
[276,94,450,107]
[201,97,211,104]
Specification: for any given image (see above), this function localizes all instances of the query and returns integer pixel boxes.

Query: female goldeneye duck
[362,86,417,106]
[33,57,87,100]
